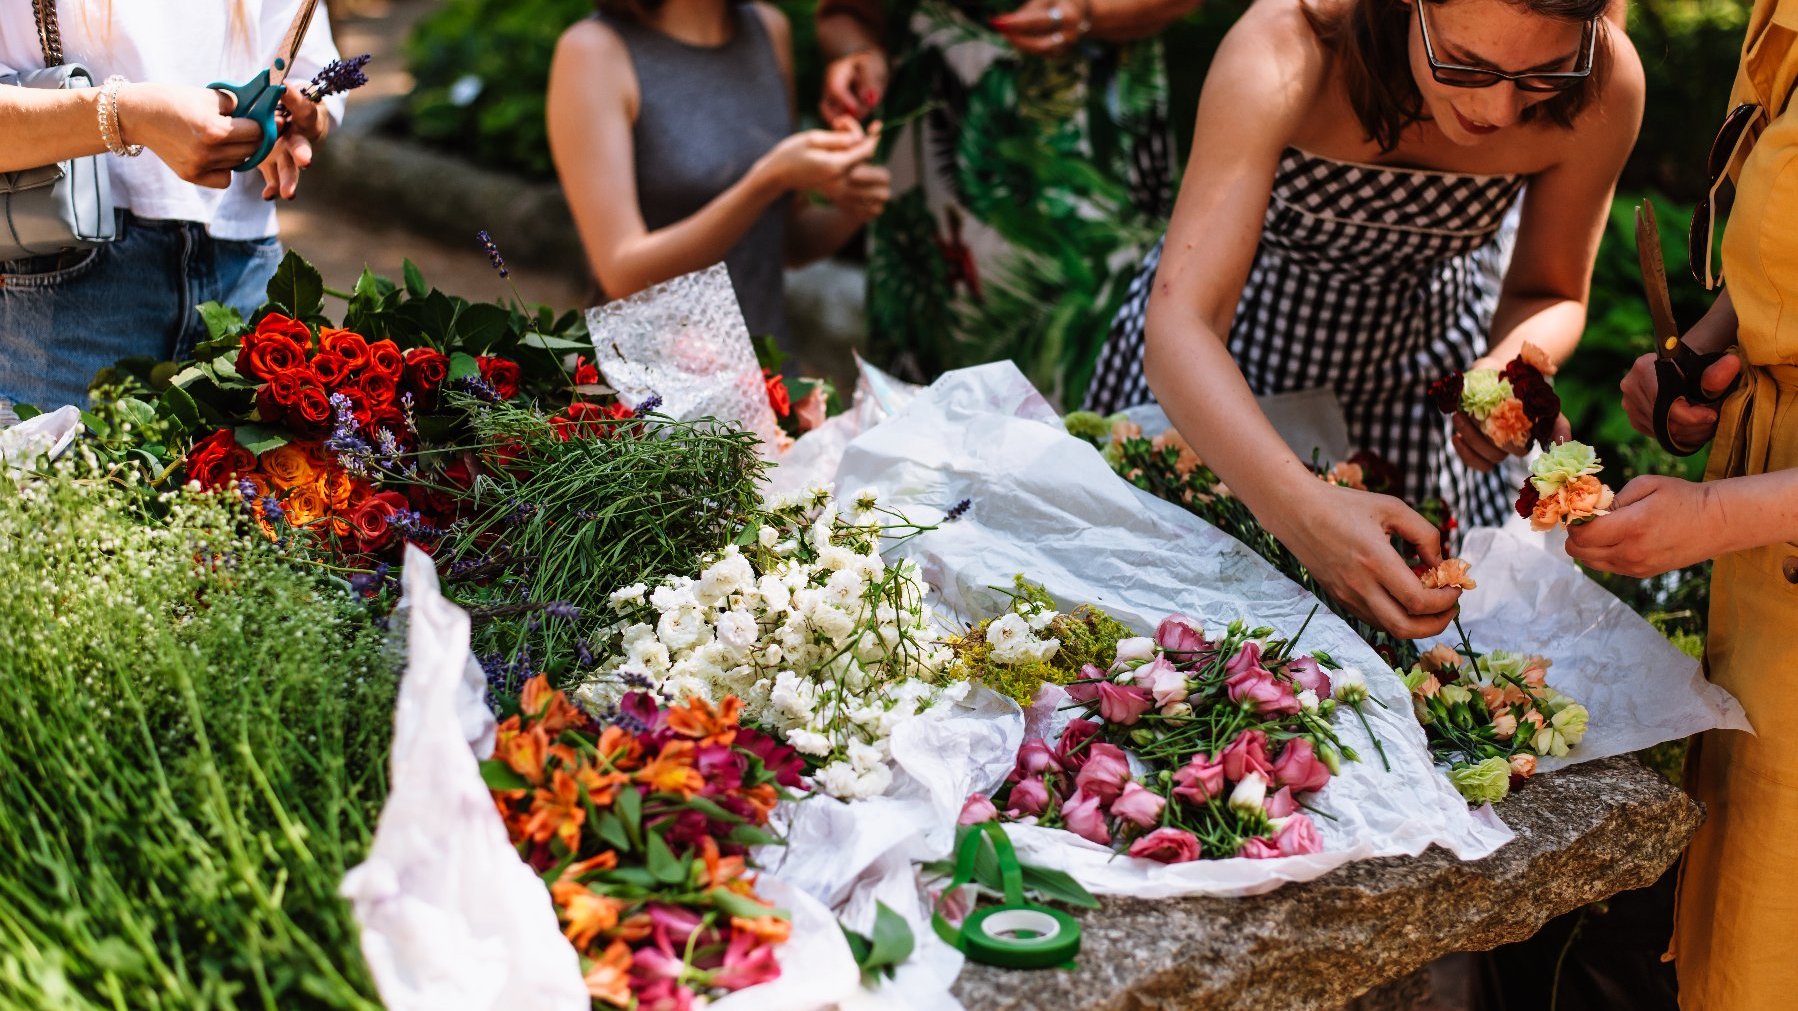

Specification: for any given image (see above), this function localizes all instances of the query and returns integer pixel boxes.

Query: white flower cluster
[582,486,960,799]
[982,600,1061,666]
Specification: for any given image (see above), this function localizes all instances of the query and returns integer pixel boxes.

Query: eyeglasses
[1416,5,1598,93]
[1688,102,1764,291]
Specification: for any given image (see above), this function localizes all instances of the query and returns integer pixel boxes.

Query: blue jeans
[0,211,283,415]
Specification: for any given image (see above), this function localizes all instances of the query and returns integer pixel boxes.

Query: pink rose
[1171,753,1225,804]
[1224,640,1265,680]
[1128,827,1202,864]
[1286,656,1332,699]
[1014,737,1062,778]
[1073,743,1131,803]
[1275,813,1324,856]
[1066,664,1107,704]
[1238,837,1283,860]
[958,792,999,826]
[1139,656,1189,710]
[1155,614,1208,657]
[1227,666,1302,716]
[1112,637,1156,667]
[1007,776,1052,817]
[1096,682,1155,725]
[794,385,829,432]
[1221,730,1273,783]
[1061,789,1111,845]
[1111,781,1166,828]
[1263,786,1297,818]
[1270,739,1333,793]
[1055,719,1102,773]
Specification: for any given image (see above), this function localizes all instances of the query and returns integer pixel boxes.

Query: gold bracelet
[98,75,144,158]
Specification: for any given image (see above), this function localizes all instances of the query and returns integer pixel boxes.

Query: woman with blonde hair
[0,0,344,419]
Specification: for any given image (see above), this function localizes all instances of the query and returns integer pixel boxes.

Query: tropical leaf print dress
[866,0,1175,408]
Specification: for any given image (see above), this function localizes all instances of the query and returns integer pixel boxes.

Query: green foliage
[405,0,824,178]
[840,902,915,985]
[1624,0,1753,199]
[0,461,395,1008]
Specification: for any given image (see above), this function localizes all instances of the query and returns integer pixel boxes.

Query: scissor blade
[1635,200,1681,357]
[268,0,323,87]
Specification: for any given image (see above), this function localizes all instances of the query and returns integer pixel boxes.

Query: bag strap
[33,0,63,67]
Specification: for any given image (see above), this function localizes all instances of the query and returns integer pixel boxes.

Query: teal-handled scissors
[207,0,322,172]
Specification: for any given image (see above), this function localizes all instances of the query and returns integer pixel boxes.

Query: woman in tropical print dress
[816,0,1203,407]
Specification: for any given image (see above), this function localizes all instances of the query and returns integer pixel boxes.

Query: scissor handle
[1651,347,1734,457]
[207,68,285,172]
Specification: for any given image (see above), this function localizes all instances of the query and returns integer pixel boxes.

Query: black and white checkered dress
[1084,147,1525,528]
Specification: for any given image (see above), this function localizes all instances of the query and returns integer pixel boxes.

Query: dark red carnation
[764,369,790,418]
[318,328,370,371]
[366,339,405,379]
[478,356,521,401]
[1515,476,1541,518]
[185,428,256,491]
[310,351,352,389]
[1345,450,1402,496]
[1426,372,1464,415]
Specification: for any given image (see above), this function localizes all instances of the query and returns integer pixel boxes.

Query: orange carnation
[1420,558,1477,591]
[1562,474,1614,523]
[1480,398,1532,453]
[1529,488,1568,532]
[1519,341,1557,377]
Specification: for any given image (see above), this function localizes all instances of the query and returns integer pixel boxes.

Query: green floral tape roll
[961,903,1082,969]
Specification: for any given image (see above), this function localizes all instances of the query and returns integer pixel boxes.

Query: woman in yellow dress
[1566,0,1798,1003]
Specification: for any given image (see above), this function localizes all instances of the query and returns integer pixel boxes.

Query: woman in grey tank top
[548,0,889,351]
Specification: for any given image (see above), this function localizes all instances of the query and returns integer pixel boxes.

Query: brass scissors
[1636,199,1733,457]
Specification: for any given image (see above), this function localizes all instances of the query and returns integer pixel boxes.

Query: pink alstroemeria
[647,903,705,946]
[1238,836,1283,860]
[1263,785,1298,818]
[1171,752,1226,803]
[1129,826,1202,863]
[1270,739,1333,793]
[1061,788,1112,845]
[632,930,687,980]
[1155,614,1209,658]
[1275,812,1324,856]
[1111,781,1166,827]
[958,792,999,825]
[1096,682,1155,725]
[1007,776,1052,817]
[1073,742,1131,803]
[1139,655,1189,710]
[635,978,696,1011]
[1220,730,1273,782]
[710,930,783,991]
[1286,656,1333,699]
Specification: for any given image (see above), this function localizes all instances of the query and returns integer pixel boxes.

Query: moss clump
[946,576,1133,704]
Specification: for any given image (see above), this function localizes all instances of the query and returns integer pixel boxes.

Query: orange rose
[1480,398,1532,453]
[284,482,327,527]
[1562,474,1614,523]
[260,443,318,490]
[1529,488,1568,532]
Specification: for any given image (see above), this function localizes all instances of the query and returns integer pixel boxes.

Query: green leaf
[456,303,515,354]
[12,404,42,422]
[616,784,642,848]
[594,811,631,853]
[231,424,289,457]
[519,331,592,353]
[841,924,872,963]
[727,824,783,848]
[734,521,761,547]
[446,352,481,384]
[403,259,428,298]
[477,759,529,791]
[863,901,915,974]
[1020,865,1100,909]
[396,290,459,345]
[707,887,787,921]
[645,832,687,885]
[198,301,247,342]
[680,795,747,825]
[266,252,325,321]
[80,410,110,439]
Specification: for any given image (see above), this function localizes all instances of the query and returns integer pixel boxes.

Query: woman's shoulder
[1206,0,1333,121]
[551,17,638,113]
[556,15,631,63]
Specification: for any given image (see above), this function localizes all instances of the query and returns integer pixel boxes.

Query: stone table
[952,756,1700,1010]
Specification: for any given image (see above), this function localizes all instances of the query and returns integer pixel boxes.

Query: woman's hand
[1449,410,1572,472]
[1564,475,1724,578]
[1619,350,1741,449]
[818,162,891,221]
[258,88,330,201]
[753,127,879,195]
[114,83,265,189]
[1268,482,1463,638]
[820,50,889,123]
[992,0,1094,56]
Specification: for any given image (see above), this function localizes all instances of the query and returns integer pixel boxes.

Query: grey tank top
[596,7,793,347]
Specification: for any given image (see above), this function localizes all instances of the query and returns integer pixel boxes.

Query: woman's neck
[641,0,736,46]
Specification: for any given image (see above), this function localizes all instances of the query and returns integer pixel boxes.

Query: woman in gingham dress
[1092,0,1641,638]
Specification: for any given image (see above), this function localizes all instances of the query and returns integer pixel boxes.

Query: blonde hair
[76,0,255,55]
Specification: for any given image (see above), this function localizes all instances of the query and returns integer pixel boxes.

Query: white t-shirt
[0,1,346,240]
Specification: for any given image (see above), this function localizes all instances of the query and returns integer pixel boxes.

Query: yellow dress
[1672,0,1798,1005]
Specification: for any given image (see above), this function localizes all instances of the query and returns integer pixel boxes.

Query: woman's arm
[0,82,261,185]
[817,0,888,121]
[1144,2,1461,637]
[547,20,875,299]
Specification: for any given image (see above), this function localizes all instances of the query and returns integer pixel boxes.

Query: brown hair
[593,0,668,21]
[1303,0,1612,153]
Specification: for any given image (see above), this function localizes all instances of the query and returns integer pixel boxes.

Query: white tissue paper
[1431,525,1751,773]
[829,362,1512,900]
[340,547,587,1011]
[0,405,81,469]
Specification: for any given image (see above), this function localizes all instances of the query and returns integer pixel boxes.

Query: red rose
[236,332,306,382]
[351,490,411,552]
[255,369,308,423]
[366,339,405,379]
[310,351,352,389]
[186,428,256,491]
[319,328,370,371]
[551,400,609,440]
[478,356,521,401]
[256,312,312,344]
[573,356,600,387]
[764,369,791,418]
[290,385,334,439]
[370,405,408,440]
[441,455,474,489]
[359,370,398,409]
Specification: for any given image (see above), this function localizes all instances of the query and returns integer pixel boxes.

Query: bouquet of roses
[976,613,1377,863]
[485,675,804,1009]
[1401,642,1590,804]
[1516,440,1615,532]
[1427,343,1562,453]
[583,486,961,800]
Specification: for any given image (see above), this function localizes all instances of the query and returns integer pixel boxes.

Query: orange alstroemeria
[596,725,645,772]
[561,851,620,879]
[635,740,704,798]
[698,835,751,892]
[520,675,586,736]
[730,914,792,945]
[739,782,780,821]
[574,761,630,809]
[552,879,626,950]
[523,768,587,851]
[583,940,635,1007]
[496,721,551,786]
[667,695,742,746]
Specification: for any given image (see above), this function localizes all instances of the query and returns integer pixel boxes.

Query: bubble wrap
[587,264,783,450]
